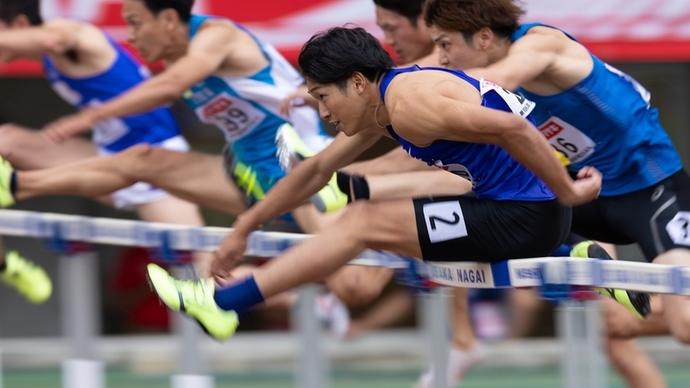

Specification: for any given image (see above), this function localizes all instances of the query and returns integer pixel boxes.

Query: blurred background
[0,0,689,387]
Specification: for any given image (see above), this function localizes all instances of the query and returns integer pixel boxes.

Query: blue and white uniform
[510,23,690,261]
[381,66,569,262]
[43,34,189,209]
[511,23,682,197]
[383,66,554,201]
[182,15,330,204]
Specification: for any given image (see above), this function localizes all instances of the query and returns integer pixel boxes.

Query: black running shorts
[413,195,571,262]
[571,170,690,262]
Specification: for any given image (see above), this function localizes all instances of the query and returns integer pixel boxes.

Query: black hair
[373,0,425,27]
[0,0,42,26]
[141,0,193,23]
[299,26,395,90]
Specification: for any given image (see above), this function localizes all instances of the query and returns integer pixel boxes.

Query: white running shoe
[314,292,351,339]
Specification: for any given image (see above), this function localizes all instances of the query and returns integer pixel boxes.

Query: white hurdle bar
[0,209,688,294]
[0,209,688,388]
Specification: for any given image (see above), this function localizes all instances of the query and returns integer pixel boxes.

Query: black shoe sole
[586,242,652,318]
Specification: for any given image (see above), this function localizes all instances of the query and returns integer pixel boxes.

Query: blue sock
[551,243,573,257]
[213,276,265,315]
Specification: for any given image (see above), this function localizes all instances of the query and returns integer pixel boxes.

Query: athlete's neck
[371,80,391,131]
[161,24,191,64]
[486,36,511,66]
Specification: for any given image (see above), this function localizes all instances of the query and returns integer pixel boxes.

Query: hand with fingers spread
[212,228,250,282]
[279,84,317,117]
[42,111,95,143]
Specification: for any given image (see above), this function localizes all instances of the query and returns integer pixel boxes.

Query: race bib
[538,116,595,163]
[480,79,535,118]
[422,201,468,243]
[196,92,266,141]
[666,211,690,247]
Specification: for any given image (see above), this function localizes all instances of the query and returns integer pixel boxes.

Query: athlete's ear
[158,8,180,31]
[476,27,494,50]
[351,72,367,95]
[11,15,31,29]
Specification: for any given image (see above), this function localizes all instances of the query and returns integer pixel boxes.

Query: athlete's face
[430,26,491,70]
[122,0,171,63]
[375,6,434,64]
[306,77,369,136]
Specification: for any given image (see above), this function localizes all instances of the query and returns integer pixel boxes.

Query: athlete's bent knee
[330,279,383,306]
[653,248,690,265]
[328,268,387,307]
[0,123,22,134]
[0,124,29,147]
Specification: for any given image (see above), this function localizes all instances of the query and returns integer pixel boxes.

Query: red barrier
[1,0,689,76]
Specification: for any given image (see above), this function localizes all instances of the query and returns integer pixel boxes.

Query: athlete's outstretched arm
[42,24,236,142]
[389,86,600,205]
[212,132,380,277]
[463,28,589,91]
[0,20,80,58]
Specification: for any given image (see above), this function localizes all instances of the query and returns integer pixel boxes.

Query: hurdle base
[61,359,105,388]
[557,300,607,388]
[171,374,215,388]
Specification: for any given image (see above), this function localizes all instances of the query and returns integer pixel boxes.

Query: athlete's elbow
[41,36,71,54]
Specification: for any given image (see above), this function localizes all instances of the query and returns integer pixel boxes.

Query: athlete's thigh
[344,199,423,259]
[137,149,247,215]
[571,200,632,245]
[601,171,690,261]
[0,124,97,169]
[655,171,690,255]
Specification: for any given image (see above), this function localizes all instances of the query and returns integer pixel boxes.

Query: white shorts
[97,136,190,210]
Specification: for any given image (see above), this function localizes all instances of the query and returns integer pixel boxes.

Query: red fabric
[111,248,170,329]
[2,0,689,76]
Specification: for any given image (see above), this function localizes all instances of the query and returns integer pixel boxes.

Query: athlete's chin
[336,124,348,134]
[0,54,15,63]
[141,51,157,63]
[339,127,357,137]
[136,48,157,64]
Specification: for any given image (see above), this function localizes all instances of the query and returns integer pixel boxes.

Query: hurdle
[0,208,687,388]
